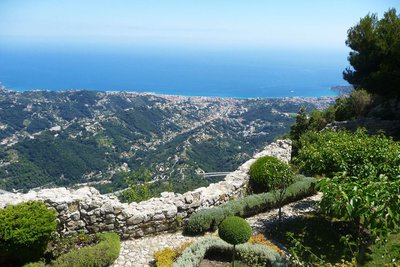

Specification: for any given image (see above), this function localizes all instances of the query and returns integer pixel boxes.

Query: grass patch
[361,233,400,267]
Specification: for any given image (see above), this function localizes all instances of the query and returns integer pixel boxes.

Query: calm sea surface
[0,45,349,98]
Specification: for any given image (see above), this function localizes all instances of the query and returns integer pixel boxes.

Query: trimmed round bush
[0,200,57,265]
[249,156,294,193]
[218,216,251,246]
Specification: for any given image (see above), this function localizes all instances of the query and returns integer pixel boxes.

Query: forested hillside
[0,89,333,192]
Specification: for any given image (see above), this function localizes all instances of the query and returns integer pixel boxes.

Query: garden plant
[218,216,252,266]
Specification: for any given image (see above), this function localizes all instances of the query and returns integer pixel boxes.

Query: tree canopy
[343,8,400,97]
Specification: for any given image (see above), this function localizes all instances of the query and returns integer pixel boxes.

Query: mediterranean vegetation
[278,8,400,266]
[0,200,120,267]
[170,8,400,266]
[172,236,286,267]
[0,201,57,266]
[343,8,400,98]
[0,6,399,267]
[184,175,315,235]
[218,216,252,266]
[249,156,295,225]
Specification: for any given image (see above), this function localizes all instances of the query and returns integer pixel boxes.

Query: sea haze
[0,44,348,98]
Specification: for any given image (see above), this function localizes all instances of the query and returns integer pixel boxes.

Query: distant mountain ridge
[0,89,334,192]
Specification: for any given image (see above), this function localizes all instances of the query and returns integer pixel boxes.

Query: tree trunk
[357,241,366,264]
[356,219,368,264]
[232,244,236,267]
[277,191,285,230]
[278,206,282,228]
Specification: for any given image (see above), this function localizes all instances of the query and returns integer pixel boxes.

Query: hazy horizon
[1,0,397,50]
[0,1,397,97]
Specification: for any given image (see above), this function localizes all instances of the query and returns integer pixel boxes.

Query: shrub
[0,201,57,265]
[173,236,287,267]
[308,109,335,132]
[249,156,294,193]
[334,96,354,121]
[154,248,176,267]
[24,262,46,267]
[318,174,400,263]
[349,89,373,117]
[289,92,374,156]
[46,232,100,260]
[184,212,214,235]
[249,234,283,255]
[154,241,192,267]
[295,128,400,179]
[219,216,252,266]
[219,216,251,246]
[50,232,120,267]
[237,243,286,267]
[175,241,193,256]
[184,176,316,235]
[290,107,309,144]
[296,129,400,262]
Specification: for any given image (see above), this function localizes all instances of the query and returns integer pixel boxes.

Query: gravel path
[111,193,322,267]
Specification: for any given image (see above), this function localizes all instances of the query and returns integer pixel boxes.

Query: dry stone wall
[0,140,291,239]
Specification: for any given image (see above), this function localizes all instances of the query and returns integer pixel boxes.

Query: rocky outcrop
[0,139,291,239]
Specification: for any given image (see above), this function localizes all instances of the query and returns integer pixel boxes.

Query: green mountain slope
[0,89,334,191]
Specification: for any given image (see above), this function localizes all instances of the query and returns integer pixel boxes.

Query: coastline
[0,84,340,100]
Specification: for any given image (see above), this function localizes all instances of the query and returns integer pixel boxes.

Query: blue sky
[0,0,398,51]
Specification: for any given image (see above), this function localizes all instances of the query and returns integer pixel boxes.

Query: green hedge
[0,201,57,265]
[184,176,316,235]
[173,236,287,267]
[25,233,120,267]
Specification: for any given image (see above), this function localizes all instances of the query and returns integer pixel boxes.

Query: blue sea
[0,44,349,98]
